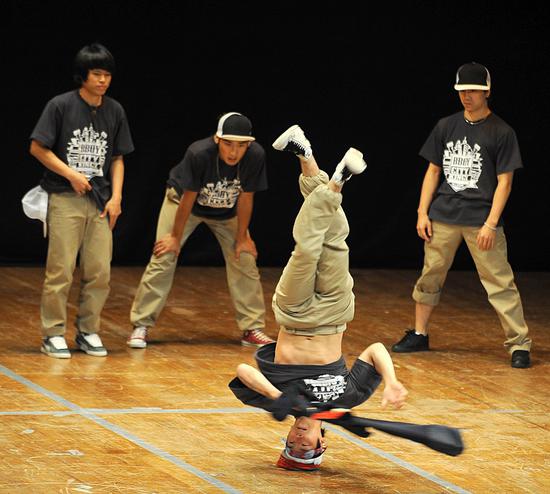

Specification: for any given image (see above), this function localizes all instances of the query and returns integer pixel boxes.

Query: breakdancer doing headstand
[229,125,409,470]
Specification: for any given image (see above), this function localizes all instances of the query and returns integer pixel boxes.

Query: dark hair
[73,43,115,85]
[316,428,326,448]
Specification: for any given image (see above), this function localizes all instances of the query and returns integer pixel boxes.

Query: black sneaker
[272,125,312,159]
[392,329,430,353]
[511,350,530,368]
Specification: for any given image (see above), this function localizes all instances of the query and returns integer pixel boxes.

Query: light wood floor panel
[1,266,549,493]
[0,415,232,493]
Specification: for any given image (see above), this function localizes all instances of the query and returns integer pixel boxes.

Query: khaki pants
[413,221,531,353]
[41,192,112,337]
[272,172,354,333]
[130,188,265,332]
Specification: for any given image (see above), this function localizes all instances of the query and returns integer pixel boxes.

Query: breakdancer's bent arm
[359,342,408,409]
[236,363,282,400]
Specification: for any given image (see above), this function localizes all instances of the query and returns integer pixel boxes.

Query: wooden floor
[0,266,549,494]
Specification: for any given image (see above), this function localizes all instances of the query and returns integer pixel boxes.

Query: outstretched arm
[236,363,282,400]
[359,343,408,409]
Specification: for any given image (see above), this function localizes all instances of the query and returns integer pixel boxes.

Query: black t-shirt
[166,137,268,220]
[30,90,134,193]
[228,343,382,413]
[420,112,523,226]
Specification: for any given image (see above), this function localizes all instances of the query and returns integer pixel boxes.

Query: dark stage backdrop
[2,1,549,271]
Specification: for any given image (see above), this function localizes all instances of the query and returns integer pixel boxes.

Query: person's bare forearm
[359,343,398,384]
[171,191,197,243]
[417,163,441,215]
[484,172,513,227]
[109,156,124,201]
[30,140,76,180]
[30,140,91,194]
[359,343,408,408]
[236,364,281,400]
[236,192,254,242]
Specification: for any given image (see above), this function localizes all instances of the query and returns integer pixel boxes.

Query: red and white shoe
[241,329,275,348]
[127,326,148,349]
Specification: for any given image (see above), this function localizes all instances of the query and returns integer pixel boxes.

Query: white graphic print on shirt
[66,124,108,179]
[197,178,242,208]
[304,374,346,401]
[443,137,483,192]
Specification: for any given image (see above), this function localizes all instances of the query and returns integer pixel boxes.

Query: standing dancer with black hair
[29,43,134,358]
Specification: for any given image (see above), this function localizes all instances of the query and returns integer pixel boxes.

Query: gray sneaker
[76,333,107,357]
[272,125,312,159]
[41,336,71,359]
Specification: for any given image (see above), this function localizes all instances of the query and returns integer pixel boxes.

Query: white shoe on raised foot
[331,147,367,184]
[272,125,312,159]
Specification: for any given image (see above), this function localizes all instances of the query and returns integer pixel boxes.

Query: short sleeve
[419,119,445,167]
[342,359,382,406]
[228,376,272,409]
[496,128,523,174]
[30,99,61,148]
[175,149,203,192]
[112,107,134,156]
[241,148,268,192]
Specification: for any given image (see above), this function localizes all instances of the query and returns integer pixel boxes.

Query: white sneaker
[272,125,312,159]
[41,335,71,359]
[127,326,148,348]
[76,333,107,357]
[331,147,367,184]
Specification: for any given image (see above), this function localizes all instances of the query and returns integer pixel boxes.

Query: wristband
[483,222,497,231]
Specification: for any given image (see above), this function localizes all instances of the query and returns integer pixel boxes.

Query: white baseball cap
[22,185,48,237]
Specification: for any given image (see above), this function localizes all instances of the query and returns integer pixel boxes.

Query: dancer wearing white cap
[128,113,273,348]
[391,62,532,368]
